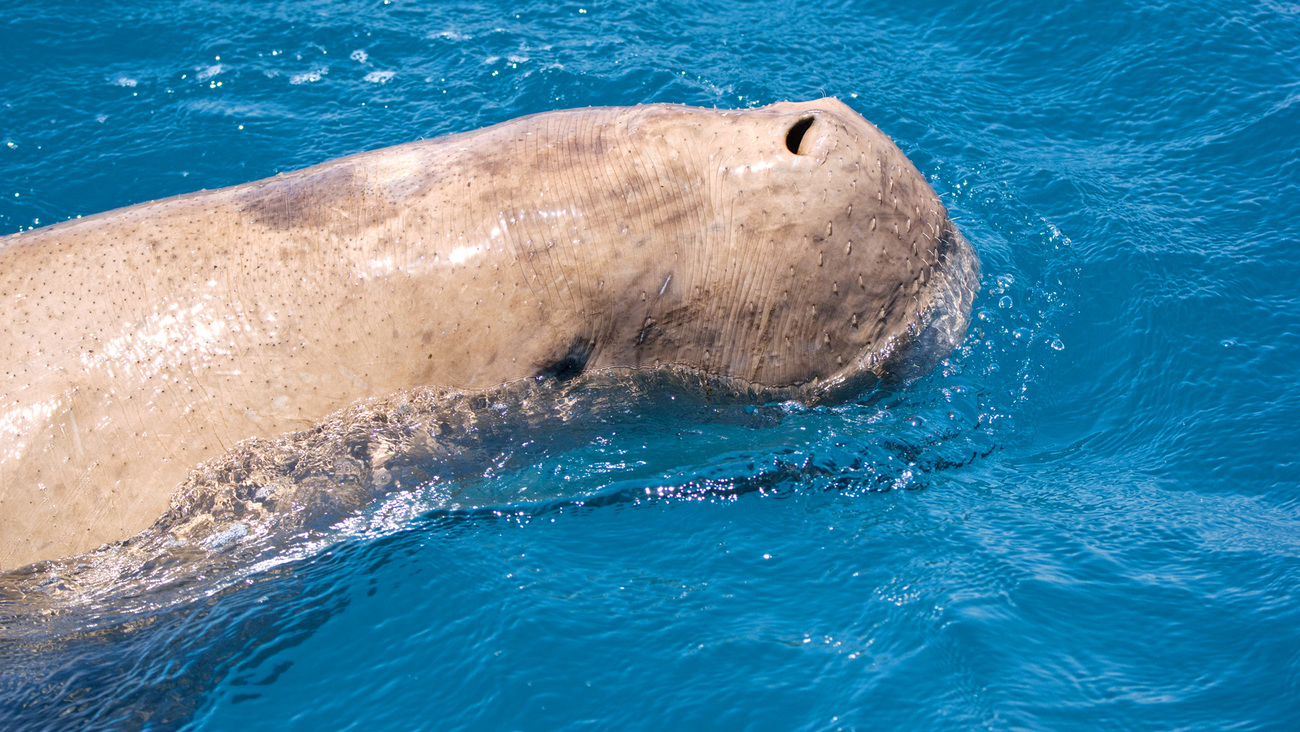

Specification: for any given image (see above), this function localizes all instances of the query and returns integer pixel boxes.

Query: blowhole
[785,117,816,155]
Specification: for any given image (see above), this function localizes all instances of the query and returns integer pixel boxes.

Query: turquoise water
[3,0,1299,729]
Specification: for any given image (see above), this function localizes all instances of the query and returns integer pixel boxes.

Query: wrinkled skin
[0,98,978,570]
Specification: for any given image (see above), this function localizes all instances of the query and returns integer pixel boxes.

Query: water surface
[2,0,1298,729]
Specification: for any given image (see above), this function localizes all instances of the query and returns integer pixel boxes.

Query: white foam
[289,67,327,84]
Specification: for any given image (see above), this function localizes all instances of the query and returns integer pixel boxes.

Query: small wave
[289,67,328,85]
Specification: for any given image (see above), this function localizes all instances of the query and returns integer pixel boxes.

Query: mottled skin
[0,98,976,570]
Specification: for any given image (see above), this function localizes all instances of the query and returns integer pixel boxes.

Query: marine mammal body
[0,98,977,570]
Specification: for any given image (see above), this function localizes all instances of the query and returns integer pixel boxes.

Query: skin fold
[0,98,978,570]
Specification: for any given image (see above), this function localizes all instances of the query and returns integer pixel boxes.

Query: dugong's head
[603,98,979,399]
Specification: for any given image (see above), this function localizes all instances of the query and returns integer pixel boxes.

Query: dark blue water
[3,0,1299,729]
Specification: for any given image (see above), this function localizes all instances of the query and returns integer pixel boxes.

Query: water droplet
[998,295,1013,309]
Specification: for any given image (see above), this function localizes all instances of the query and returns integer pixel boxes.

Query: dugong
[0,98,978,570]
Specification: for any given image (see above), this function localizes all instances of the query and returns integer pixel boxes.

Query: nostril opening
[785,116,815,155]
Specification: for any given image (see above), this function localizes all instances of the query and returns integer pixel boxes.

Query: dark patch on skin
[566,127,608,160]
[534,336,594,382]
[462,147,507,179]
[240,165,360,231]
[636,316,658,345]
[646,300,728,358]
[935,222,958,261]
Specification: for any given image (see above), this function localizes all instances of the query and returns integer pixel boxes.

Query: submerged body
[0,98,977,570]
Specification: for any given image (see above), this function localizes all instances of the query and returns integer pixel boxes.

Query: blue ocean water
[2,0,1299,729]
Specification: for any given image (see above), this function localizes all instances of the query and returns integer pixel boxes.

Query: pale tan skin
[0,98,976,570]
